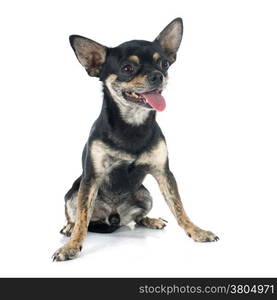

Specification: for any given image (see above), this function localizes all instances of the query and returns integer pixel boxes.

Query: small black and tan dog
[53,18,219,261]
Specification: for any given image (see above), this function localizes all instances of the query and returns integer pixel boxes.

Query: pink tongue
[141,91,166,112]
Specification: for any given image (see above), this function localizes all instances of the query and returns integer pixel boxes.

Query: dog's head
[70,18,183,114]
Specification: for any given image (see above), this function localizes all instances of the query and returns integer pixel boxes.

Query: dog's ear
[154,18,183,63]
[69,35,107,77]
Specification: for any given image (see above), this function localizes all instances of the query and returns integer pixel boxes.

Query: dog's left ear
[154,18,183,63]
[69,35,107,77]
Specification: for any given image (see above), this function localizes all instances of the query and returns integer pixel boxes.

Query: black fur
[65,18,183,231]
[87,221,119,234]
[53,19,219,262]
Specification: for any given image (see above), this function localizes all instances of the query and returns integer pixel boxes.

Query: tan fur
[136,141,216,241]
[136,140,168,169]
[105,74,118,93]
[54,136,217,261]
[105,74,151,125]
[135,141,218,242]
[92,139,168,172]
[138,217,167,229]
[72,37,106,76]
[53,180,100,260]
[153,170,218,242]
[121,75,148,89]
[153,52,160,62]
[128,55,140,64]
[71,182,98,239]
[91,140,135,176]
[60,222,74,237]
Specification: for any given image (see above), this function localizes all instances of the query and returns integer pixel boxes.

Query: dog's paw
[52,244,81,262]
[137,217,168,229]
[187,227,219,243]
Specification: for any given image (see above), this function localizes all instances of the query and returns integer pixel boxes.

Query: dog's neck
[103,83,154,125]
[98,88,158,152]
[102,87,156,126]
[116,102,151,126]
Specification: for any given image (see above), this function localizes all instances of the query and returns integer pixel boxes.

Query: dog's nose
[148,71,163,86]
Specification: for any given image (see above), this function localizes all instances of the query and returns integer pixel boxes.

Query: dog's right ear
[69,35,107,77]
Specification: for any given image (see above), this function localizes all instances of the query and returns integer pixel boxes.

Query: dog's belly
[100,162,147,196]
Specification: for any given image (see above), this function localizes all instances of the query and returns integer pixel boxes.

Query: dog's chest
[91,139,168,182]
[91,141,143,193]
[91,140,136,175]
[102,161,147,194]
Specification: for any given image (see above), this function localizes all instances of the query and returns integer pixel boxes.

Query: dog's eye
[162,60,170,69]
[160,59,170,70]
[121,64,134,74]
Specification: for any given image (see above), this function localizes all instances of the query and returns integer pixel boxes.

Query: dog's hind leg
[60,222,74,237]
[136,217,167,229]
[118,185,167,229]
[133,186,167,229]
[117,185,152,226]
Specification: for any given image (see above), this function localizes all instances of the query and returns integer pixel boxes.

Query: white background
[0,0,276,277]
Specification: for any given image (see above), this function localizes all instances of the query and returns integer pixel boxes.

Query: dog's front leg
[53,178,98,261]
[153,168,219,242]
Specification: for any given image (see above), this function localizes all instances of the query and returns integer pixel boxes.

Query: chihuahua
[53,18,219,261]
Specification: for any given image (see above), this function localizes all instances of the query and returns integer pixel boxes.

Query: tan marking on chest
[91,140,135,176]
[136,140,168,169]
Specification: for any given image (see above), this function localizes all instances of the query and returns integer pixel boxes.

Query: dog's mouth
[122,89,166,112]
